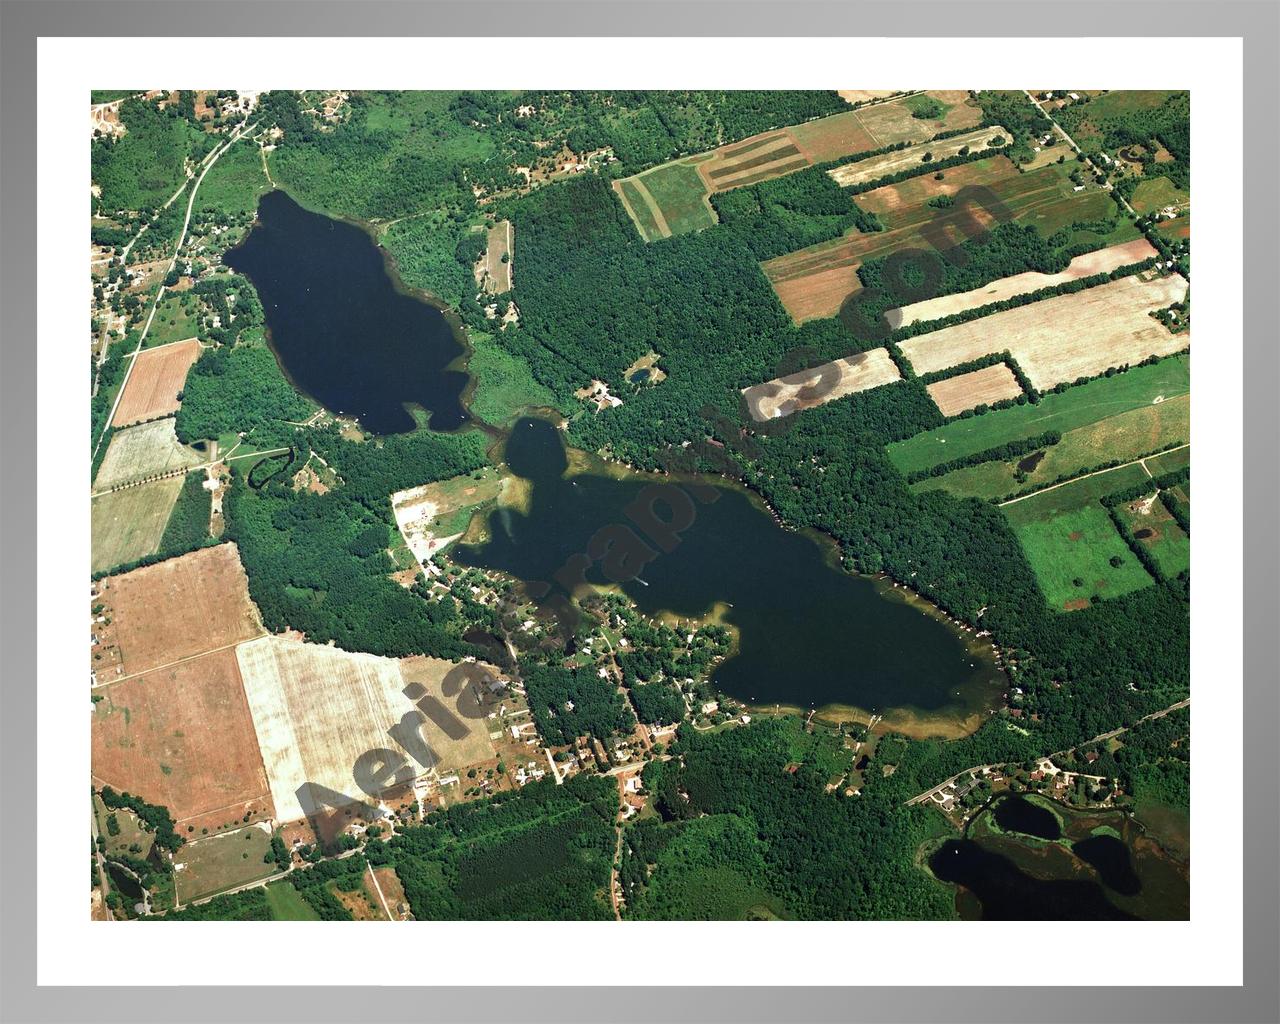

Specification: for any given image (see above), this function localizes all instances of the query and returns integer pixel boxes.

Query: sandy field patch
[891,238,1158,326]
[91,477,185,574]
[478,220,513,295]
[92,646,274,829]
[827,126,1006,188]
[93,543,264,678]
[236,637,499,826]
[112,338,202,427]
[94,417,204,491]
[926,363,1025,417]
[741,347,902,421]
[838,90,900,105]
[899,273,1190,390]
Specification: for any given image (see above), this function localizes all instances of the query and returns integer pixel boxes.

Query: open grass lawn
[173,824,276,904]
[636,161,718,237]
[91,478,184,574]
[888,357,1190,476]
[264,879,320,921]
[144,292,202,349]
[915,397,1189,502]
[1143,445,1191,477]
[1130,175,1189,215]
[467,333,559,426]
[1008,503,1154,610]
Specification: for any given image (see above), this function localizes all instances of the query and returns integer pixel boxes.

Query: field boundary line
[93,633,266,688]
[629,175,673,239]
[997,443,1190,507]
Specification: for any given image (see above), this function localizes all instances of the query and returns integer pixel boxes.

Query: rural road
[92,120,260,465]
[998,443,1190,507]
[905,696,1190,806]
[1023,90,1139,220]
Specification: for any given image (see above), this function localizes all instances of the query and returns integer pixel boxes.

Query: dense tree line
[99,786,184,852]
[389,774,616,920]
[157,471,213,554]
[155,887,273,921]
[905,430,1062,484]
[175,344,313,444]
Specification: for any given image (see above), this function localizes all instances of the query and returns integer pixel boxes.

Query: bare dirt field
[838,90,900,105]
[112,338,202,427]
[899,273,1190,389]
[94,417,205,491]
[91,478,184,574]
[926,363,1025,417]
[236,637,499,826]
[94,543,264,678]
[763,157,1119,323]
[478,220,513,295]
[741,348,902,421]
[92,646,274,830]
[827,126,1006,188]
[891,238,1158,326]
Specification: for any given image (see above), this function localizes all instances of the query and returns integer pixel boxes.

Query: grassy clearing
[616,180,663,242]
[1143,445,1191,477]
[1130,175,1189,215]
[1010,503,1154,609]
[1117,494,1190,577]
[91,478,185,573]
[144,293,202,348]
[888,357,1190,476]
[915,396,1189,501]
[264,879,320,920]
[196,140,272,217]
[636,161,718,237]
[1001,463,1152,521]
[467,332,559,426]
[93,794,155,859]
[173,825,275,904]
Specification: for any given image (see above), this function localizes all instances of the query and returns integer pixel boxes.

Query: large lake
[227,190,470,434]
[453,417,1004,727]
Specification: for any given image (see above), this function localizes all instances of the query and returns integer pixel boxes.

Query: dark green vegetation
[175,344,312,446]
[1056,91,1189,194]
[92,96,213,212]
[622,719,952,919]
[156,471,212,555]
[225,424,490,659]
[520,664,636,746]
[386,774,617,919]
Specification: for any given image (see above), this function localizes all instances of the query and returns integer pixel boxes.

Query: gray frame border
[1,2,1275,1022]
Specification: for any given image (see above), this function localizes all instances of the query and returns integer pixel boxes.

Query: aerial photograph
[88,88,1191,922]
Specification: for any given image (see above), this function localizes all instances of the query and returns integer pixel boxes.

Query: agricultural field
[897,272,1189,389]
[914,399,1189,502]
[891,238,1157,327]
[826,125,1006,188]
[1143,445,1191,477]
[91,478,184,574]
[235,636,499,827]
[740,348,901,421]
[91,542,264,677]
[925,363,1025,417]
[614,91,981,241]
[890,356,1190,476]
[172,823,276,904]
[1116,492,1190,578]
[93,417,205,491]
[1001,468,1157,610]
[112,338,202,427]
[762,156,1129,323]
[92,646,275,832]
